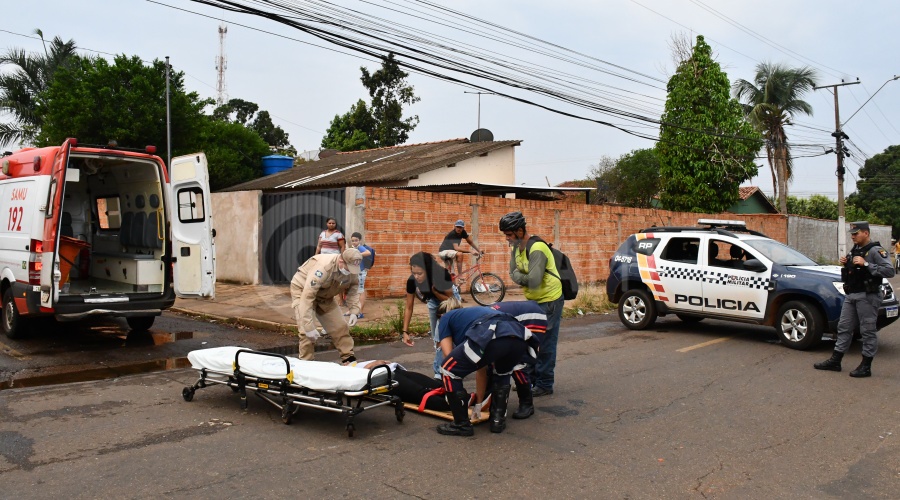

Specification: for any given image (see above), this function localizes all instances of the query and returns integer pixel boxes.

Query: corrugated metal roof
[221,138,521,192]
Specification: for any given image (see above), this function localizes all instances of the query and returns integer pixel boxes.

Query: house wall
[211,190,261,284]
[788,216,892,264]
[407,146,515,186]
[361,187,789,299]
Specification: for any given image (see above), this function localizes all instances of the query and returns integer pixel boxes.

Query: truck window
[96,196,122,230]
[177,187,206,223]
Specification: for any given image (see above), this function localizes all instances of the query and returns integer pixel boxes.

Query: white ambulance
[0,138,215,338]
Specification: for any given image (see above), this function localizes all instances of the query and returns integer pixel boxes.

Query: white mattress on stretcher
[187,346,389,392]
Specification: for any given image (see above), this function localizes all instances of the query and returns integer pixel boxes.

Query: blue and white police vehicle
[606,220,898,350]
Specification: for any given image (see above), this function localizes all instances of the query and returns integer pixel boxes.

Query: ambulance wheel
[281,406,293,425]
[346,423,355,437]
[126,316,155,332]
[182,387,194,402]
[2,288,25,339]
[675,314,704,324]
[775,300,824,350]
[618,289,657,330]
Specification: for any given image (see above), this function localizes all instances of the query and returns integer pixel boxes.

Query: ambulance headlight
[832,282,846,295]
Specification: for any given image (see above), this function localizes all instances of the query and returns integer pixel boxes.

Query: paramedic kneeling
[290,248,363,364]
[435,302,541,436]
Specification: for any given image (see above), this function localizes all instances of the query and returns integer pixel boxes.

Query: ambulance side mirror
[66,168,81,183]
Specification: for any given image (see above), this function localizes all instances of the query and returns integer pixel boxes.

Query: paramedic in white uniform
[290,248,363,364]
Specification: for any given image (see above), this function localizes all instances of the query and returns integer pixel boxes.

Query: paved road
[1,311,898,498]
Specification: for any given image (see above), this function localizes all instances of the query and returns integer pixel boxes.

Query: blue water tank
[261,155,294,176]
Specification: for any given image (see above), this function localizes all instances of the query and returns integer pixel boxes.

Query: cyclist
[438,219,483,279]
[499,211,563,398]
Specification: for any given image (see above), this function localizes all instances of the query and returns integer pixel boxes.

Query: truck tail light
[29,239,43,284]
[31,239,43,253]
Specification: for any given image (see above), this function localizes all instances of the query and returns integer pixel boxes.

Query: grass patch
[350,300,430,341]
[562,284,616,319]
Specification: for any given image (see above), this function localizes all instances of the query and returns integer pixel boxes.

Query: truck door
[168,153,216,299]
[40,140,72,308]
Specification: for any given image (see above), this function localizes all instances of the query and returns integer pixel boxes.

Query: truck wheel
[2,288,25,339]
[127,316,155,332]
[618,289,657,330]
[775,300,824,350]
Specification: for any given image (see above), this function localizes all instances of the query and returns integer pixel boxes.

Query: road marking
[0,340,30,360]
[677,337,734,352]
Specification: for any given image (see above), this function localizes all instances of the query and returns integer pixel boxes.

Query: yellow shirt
[513,240,563,303]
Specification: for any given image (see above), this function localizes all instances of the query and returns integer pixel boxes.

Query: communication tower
[215,23,228,107]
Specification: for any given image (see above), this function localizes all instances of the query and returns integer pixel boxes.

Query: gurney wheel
[346,423,355,437]
[240,397,248,410]
[395,406,405,422]
[182,387,194,402]
[281,406,293,425]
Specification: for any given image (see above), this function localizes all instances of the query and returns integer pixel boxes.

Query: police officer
[290,248,363,364]
[815,222,895,377]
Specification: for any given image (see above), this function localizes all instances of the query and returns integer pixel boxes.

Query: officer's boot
[489,383,511,433]
[813,350,844,372]
[436,389,474,436]
[512,382,534,420]
[849,356,873,378]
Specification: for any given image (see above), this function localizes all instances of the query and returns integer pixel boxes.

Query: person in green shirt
[499,211,564,397]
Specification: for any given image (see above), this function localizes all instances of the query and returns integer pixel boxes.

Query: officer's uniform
[835,230,894,357]
[290,249,361,362]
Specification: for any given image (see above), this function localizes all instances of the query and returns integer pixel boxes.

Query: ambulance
[0,138,215,338]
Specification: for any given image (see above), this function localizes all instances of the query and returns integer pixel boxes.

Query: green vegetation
[562,284,616,319]
[350,300,430,341]
[657,35,762,213]
[589,149,661,207]
[733,62,818,213]
[322,52,420,151]
[847,145,900,239]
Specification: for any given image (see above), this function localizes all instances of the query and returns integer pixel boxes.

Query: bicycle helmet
[499,211,526,232]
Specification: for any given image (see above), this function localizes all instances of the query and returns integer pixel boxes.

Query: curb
[169,307,296,334]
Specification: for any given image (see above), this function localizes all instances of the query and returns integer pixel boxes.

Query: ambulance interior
[59,155,166,296]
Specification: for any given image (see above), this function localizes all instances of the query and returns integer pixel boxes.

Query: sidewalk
[172,282,525,334]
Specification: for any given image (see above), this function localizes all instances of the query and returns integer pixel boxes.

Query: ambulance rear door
[167,153,216,299]
[40,140,73,308]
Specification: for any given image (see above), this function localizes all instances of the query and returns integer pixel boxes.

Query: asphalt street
[1,308,898,498]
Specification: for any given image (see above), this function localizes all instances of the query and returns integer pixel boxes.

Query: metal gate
[261,189,346,284]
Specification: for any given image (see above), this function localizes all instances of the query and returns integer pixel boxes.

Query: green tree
[212,98,294,155]
[593,149,660,208]
[196,119,271,191]
[0,30,77,147]
[321,99,377,151]
[733,62,817,214]
[322,53,419,151]
[847,145,900,238]
[656,36,762,212]
[785,194,881,223]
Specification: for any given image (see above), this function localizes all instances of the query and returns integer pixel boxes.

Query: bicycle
[443,253,506,306]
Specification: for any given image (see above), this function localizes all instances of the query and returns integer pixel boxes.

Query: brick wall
[360,187,788,299]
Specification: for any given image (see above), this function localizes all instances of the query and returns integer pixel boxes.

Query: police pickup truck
[606,220,899,350]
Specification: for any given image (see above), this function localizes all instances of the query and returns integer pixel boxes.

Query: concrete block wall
[360,187,788,298]
[211,190,261,284]
[788,216,893,264]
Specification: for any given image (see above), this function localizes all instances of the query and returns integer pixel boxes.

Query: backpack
[525,236,579,300]
[361,244,375,270]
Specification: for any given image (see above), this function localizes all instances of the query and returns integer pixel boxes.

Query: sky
[4,0,900,199]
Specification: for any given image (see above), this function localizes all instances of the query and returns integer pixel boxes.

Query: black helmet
[499,211,526,232]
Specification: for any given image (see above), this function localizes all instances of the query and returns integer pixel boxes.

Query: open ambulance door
[40,139,73,308]
[168,153,216,299]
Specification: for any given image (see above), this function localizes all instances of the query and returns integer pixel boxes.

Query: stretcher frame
[182,349,404,437]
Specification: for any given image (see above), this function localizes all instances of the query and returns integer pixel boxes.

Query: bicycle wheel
[471,272,506,306]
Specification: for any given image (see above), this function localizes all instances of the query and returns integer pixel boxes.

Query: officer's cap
[341,248,362,274]
[849,221,870,234]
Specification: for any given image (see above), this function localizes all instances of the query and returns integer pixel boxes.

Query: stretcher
[182,346,404,437]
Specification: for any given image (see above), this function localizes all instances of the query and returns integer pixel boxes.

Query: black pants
[389,369,451,411]
[441,337,528,393]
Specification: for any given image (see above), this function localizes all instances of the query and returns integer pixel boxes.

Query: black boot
[489,383,511,433]
[814,351,843,372]
[437,389,474,436]
[849,356,873,378]
[512,382,534,420]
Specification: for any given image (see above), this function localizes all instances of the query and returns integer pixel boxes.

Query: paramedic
[290,248,363,364]
[814,221,894,377]
[434,300,541,436]
[499,211,563,397]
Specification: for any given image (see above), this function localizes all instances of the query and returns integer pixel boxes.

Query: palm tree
[0,30,77,148]
[733,63,817,214]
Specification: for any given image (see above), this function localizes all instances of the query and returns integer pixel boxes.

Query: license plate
[887,305,898,318]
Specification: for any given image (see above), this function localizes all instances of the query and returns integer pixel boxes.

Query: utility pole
[814,79,859,259]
